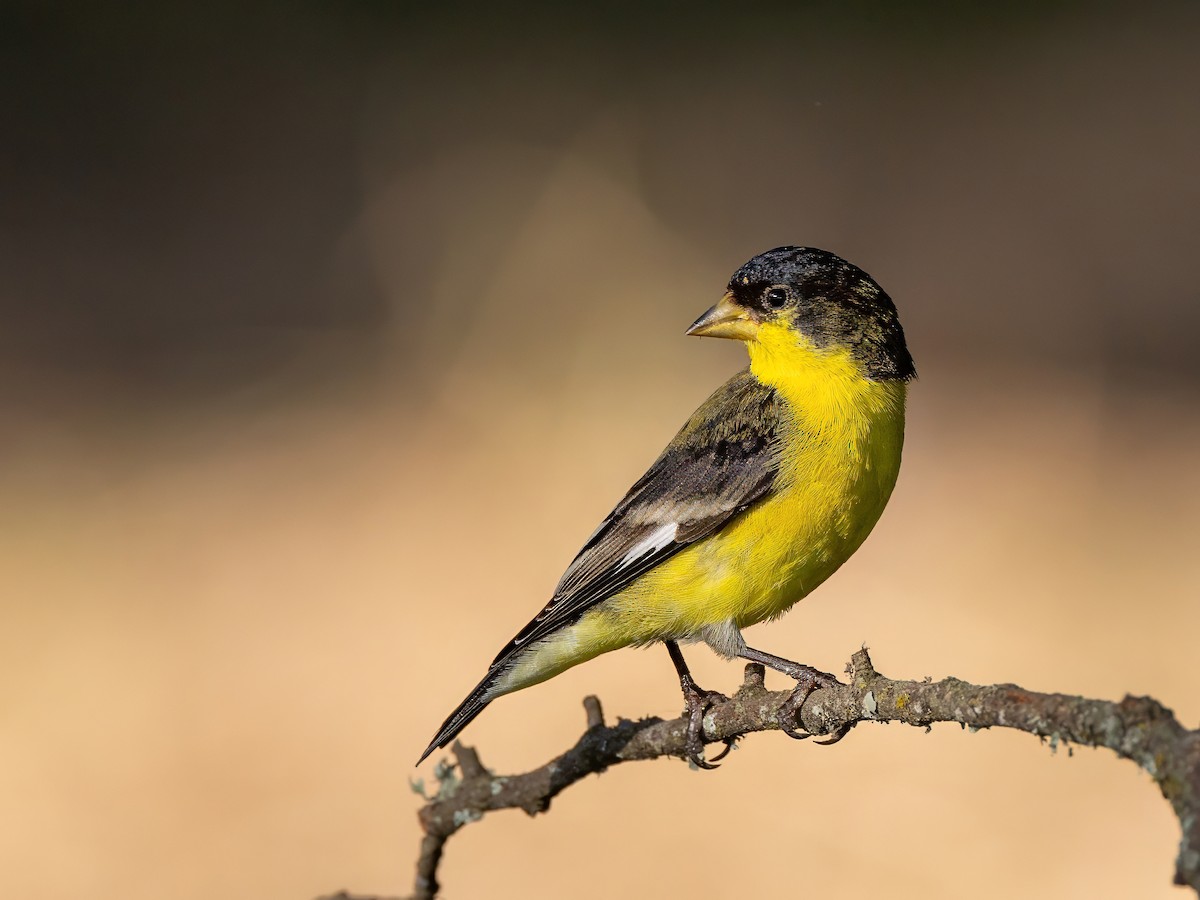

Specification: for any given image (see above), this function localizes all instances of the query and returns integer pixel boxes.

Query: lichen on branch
[369,648,1200,899]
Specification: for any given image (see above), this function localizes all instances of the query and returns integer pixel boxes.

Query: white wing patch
[616,522,678,570]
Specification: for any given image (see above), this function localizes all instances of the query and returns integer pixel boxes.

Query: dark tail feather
[416,672,498,766]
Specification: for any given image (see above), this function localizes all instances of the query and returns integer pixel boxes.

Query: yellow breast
[595,321,907,643]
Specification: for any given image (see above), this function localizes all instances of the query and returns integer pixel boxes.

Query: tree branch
[369,648,1199,899]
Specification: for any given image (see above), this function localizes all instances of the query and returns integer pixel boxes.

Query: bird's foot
[679,677,730,769]
[774,664,845,743]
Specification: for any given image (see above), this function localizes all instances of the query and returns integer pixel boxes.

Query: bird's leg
[737,645,850,745]
[665,641,730,769]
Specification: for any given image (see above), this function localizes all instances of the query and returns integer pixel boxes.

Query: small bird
[419,246,915,768]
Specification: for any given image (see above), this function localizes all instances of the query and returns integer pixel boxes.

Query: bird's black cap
[728,246,916,382]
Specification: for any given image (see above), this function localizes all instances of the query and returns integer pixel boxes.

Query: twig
[363,647,1200,899]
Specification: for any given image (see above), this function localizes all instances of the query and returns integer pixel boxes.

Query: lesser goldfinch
[419,247,914,767]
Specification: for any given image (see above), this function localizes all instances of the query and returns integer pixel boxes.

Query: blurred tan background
[3,2,1199,898]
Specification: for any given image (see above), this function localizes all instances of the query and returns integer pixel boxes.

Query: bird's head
[687,246,915,382]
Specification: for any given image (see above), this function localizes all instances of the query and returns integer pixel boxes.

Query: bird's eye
[764,288,789,310]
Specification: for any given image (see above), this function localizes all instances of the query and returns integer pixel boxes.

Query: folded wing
[494,367,788,664]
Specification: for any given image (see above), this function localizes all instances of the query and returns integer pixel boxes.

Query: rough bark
[328,648,1200,899]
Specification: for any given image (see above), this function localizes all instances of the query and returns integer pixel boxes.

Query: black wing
[493,367,788,664]
[417,368,788,764]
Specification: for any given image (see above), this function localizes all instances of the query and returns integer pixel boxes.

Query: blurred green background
[3,2,1198,898]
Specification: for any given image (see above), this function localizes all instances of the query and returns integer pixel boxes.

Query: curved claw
[707,738,737,763]
[778,720,813,741]
[688,749,720,770]
[814,723,853,746]
[685,701,720,769]
[777,694,812,739]
[681,686,727,770]
[773,663,852,743]
[776,682,817,739]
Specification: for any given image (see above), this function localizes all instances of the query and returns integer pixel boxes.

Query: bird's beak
[686,292,758,340]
